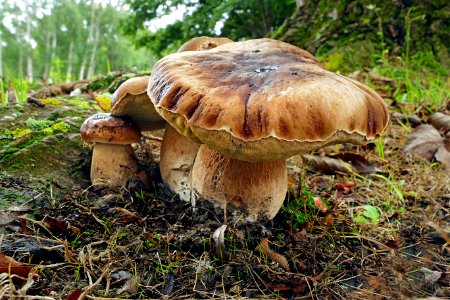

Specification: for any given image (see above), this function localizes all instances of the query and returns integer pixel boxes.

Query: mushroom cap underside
[148,38,389,162]
[110,76,166,131]
[80,113,141,144]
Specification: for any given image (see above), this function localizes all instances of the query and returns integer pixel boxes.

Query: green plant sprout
[353,205,380,224]
[0,77,7,109]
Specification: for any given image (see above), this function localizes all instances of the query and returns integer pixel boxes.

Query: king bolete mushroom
[80,113,148,187]
[148,38,389,221]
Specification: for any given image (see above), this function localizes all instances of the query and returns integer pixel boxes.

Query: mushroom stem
[191,145,287,221]
[91,143,147,187]
[159,125,200,201]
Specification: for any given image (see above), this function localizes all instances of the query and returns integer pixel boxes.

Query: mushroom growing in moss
[147,38,389,221]
[80,113,148,187]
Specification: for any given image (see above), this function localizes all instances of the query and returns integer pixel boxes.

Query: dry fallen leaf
[313,197,328,212]
[303,154,352,174]
[44,216,81,237]
[404,124,443,160]
[434,146,450,172]
[267,282,307,294]
[334,181,355,193]
[303,153,379,174]
[256,238,289,271]
[428,112,450,133]
[404,124,450,170]
[66,288,82,300]
[0,252,38,282]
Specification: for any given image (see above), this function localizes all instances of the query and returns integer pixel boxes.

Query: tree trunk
[272,0,449,60]
[43,31,51,81]
[0,32,3,78]
[87,24,100,80]
[26,6,33,82]
[260,0,271,36]
[27,56,33,83]
[18,48,23,78]
[79,6,97,80]
[66,41,74,81]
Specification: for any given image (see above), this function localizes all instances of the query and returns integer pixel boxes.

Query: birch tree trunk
[66,41,74,81]
[43,31,51,81]
[87,24,100,80]
[26,5,33,82]
[18,48,23,78]
[79,6,97,80]
[0,32,3,78]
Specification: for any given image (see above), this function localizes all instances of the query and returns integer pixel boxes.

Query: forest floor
[0,74,449,299]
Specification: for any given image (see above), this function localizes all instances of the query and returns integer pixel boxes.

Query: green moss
[41,98,62,105]
[51,121,71,133]
[67,98,94,110]
[25,117,54,131]
[322,52,345,71]
[9,128,33,138]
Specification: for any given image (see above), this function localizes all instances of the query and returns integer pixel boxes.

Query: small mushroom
[80,113,148,187]
[148,38,389,221]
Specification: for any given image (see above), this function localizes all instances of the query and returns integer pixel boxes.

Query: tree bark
[43,31,51,81]
[26,6,33,82]
[87,24,100,80]
[18,48,23,78]
[66,41,74,81]
[79,6,97,80]
[0,32,3,78]
[46,31,57,83]
[272,0,449,59]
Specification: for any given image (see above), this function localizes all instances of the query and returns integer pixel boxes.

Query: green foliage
[25,117,53,131]
[121,0,296,57]
[0,78,7,109]
[371,50,449,110]
[353,205,380,224]
[10,72,28,103]
[49,59,65,83]
[284,183,329,227]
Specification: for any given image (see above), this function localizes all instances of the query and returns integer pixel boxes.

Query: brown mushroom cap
[80,113,141,144]
[148,38,389,162]
[111,76,166,131]
[177,36,234,52]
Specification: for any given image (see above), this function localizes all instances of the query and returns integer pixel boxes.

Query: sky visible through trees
[0,0,153,83]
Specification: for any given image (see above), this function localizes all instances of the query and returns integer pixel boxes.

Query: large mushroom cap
[111,76,166,131]
[148,38,389,162]
[80,113,141,144]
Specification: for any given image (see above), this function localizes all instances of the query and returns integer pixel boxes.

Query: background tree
[121,0,296,57]
[0,0,155,83]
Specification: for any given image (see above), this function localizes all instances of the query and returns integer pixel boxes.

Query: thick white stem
[192,144,287,221]
[159,126,200,201]
[91,143,147,187]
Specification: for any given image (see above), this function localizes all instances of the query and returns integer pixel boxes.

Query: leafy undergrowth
[1,103,449,299]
